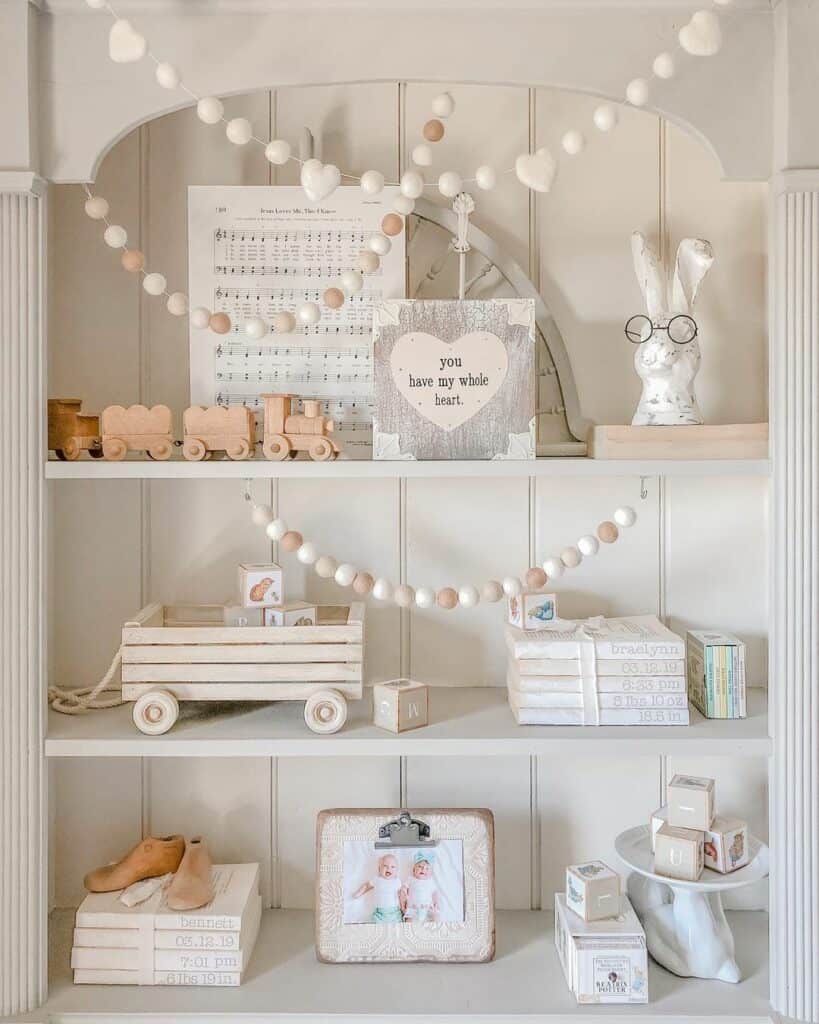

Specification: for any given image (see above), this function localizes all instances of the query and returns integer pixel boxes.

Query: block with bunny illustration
[238,563,283,608]
[703,816,749,874]
[565,861,621,922]
[507,592,557,630]
[263,601,317,627]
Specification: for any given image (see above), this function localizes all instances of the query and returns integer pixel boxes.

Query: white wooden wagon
[121,602,364,735]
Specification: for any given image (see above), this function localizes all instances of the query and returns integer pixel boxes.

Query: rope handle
[48,646,125,715]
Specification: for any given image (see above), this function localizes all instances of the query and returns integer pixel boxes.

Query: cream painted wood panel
[405,756,532,910]
[276,757,400,909]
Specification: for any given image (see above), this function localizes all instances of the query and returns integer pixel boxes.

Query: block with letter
[372,678,429,733]
[565,861,621,922]
[654,823,704,881]
[667,773,715,830]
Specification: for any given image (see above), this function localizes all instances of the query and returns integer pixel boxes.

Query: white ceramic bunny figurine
[629,231,714,426]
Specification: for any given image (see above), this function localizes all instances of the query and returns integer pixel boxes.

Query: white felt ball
[155,62,180,89]
[265,518,288,541]
[458,585,480,609]
[340,270,364,295]
[273,311,296,334]
[369,233,391,256]
[357,250,380,274]
[415,586,435,609]
[393,195,415,215]
[614,506,637,528]
[197,97,224,125]
[502,576,523,598]
[482,580,504,603]
[360,170,385,196]
[431,92,455,119]
[190,306,211,329]
[103,224,127,248]
[245,316,267,340]
[315,556,339,579]
[577,534,600,557]
[542,557,564,579]
[561,546,583,569]
[226,118,252,145]
[653,52,676,79]
[475,165,497,191]
[251,504,274,527]
[166,292,188,316]
[412,144,433,167]
[394,584,415,608]
[294,543,316,566]
[84,196,109,220]
[265,139,291,165]
[561,130,586,156]
[334,563,358,587]
[438,171,463,198]
[626,78,649,107]
[372,578,394,602]
[142,273,166,296]
[400,170,424,199]
[296,302,321,326]
[593,104,619,132]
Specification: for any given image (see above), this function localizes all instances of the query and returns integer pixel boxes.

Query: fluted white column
[771,176,819,1023]
[0,175,47,1015]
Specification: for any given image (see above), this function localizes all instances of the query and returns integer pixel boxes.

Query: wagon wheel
[147,439,173,461]
[183,436,207,461]
[102,437,127,461]
[132,690,179,735]
[304,690,348,734]
[226,438,251,461]
[309,437,334,462]
[88,445,104,459]
[263,434,292,461]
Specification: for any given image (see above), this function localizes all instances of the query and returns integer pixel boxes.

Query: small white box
[650,806,668,852]
[372,678,429,733]
[654,823,704,881]
[554,893,648,1004]
[704,816,749,874]
[507,592,558,630]
[667,773,715,830]
[223,604,263,627]
[263,601,317,627]
[238,563,283,608]
[565,861,621,922]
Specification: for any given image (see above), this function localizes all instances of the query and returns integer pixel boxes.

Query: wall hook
[640,477,648,500]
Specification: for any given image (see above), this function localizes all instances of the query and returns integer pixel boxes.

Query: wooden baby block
[703,816,749,874]
[238,563,283,608]
[263,602,317,627]
[372,679,429,733]
[667,773,715,831]
[565,861,621,921]
[654,823,704,882]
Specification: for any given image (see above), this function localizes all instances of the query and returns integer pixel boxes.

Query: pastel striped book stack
[506,614,690,726]
[686,630,747,719]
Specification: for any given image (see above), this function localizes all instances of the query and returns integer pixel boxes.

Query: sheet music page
[188,185,406,458]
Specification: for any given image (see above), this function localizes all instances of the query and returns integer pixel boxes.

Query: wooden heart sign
[390,330,509,432]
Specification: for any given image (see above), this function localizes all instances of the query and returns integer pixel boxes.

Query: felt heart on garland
[300,159,342,201]
[108,19,148,63]
[390,330,509,432]
[515,148,558,193]
[679,10,722,56]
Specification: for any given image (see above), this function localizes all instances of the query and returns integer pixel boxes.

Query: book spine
[73,969,241,986]
[153,914,242,932]
[719,646,728,717]
[71,948,247,971]
[686,637,706,717]
[510,674,687,694]
[515,658,685,678]
[738,645,747,718]
[510,706,690,726]
[154,929,242,950]
[511,692,688,710]
[727,647,734,718]
[154,949,245,972]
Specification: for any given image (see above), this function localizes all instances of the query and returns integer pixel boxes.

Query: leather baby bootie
[166,836,214,911]
[84,835,185,893]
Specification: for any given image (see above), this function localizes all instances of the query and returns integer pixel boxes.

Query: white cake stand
[614,825,769,984]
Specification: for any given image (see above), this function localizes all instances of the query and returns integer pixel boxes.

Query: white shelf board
[45,687,770,758]
[39,908,771,1024]
[44,457,772,480]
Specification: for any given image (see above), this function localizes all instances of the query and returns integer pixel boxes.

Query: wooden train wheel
[102,437,127,461]
[309,437,334,462]
[226,438,251,461]
[148,440,173,461]
[263,434,291,461]
[183,437,207,461]
[62,437,81,461]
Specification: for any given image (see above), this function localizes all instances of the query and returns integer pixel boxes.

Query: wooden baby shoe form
[166,837,214,911]
[84,835,185,893]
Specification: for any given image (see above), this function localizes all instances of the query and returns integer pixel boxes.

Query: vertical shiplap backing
[49,83,768,914]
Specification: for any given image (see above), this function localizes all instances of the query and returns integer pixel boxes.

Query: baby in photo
[351,853,404,923]
[402,850,440,923]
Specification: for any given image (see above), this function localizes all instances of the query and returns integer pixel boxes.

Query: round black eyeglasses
[624,314,698,346]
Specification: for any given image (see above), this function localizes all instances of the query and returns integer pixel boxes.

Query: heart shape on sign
[515,147,558,193]
[678,10,721,56]
[109,19,148,63]
[390,331,509,432]
[300,159,342,201]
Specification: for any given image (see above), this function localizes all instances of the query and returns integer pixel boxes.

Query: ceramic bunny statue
[629,231,714,426]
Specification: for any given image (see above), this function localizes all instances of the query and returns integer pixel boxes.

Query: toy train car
[261,393,341,462]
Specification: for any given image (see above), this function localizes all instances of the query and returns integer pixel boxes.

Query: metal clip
[375,810,438,849]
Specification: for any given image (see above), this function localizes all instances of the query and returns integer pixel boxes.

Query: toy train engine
[262,393,341,462]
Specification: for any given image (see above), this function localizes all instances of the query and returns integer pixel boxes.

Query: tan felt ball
[353,572,374,596]
[280,531,303,553]
[209,312,231,335]
[121,249,144,273]
[525,567,548,589]
[357,250,380,274]
[423,119,445,143]
[323,287,345,309]
[381,213,404,237]
[561,546,582,568]
[597,521,619,544]
[436,587,458,610]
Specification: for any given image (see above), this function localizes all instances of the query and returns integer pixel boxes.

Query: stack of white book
[506,614,690,726]
[72,863,261,987]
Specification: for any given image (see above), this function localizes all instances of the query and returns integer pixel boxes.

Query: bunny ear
[670,238,714,313]
[630,231,667,319]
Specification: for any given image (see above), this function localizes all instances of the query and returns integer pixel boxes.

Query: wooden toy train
[48,394,341,462]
